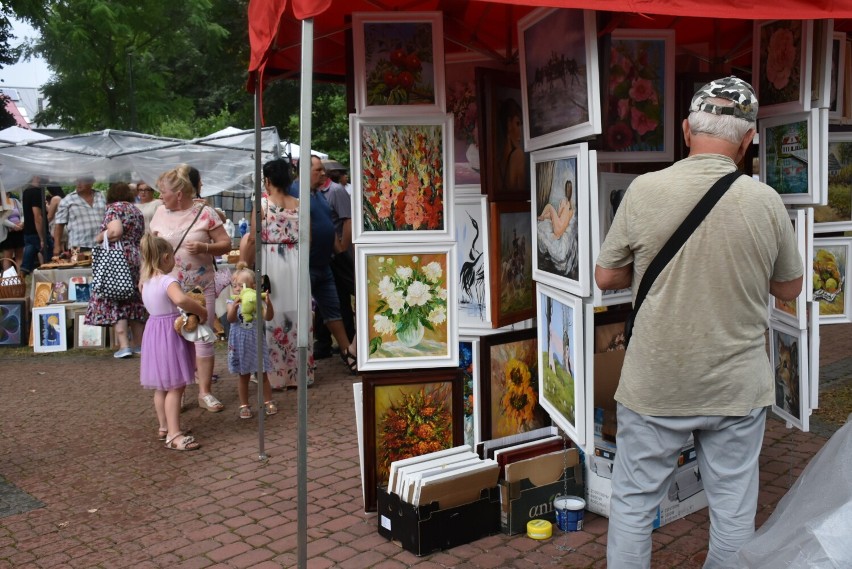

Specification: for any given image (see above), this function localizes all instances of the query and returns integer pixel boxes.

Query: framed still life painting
[753,19,813,119]
[355,242,458,371]
[812,237,852,324]
[0,299,26,347]
[489,201,535,327]
[454,193,492,330]
[535,283,586,446]
[531,143,591,296]
[352,11,445,116]
[598,29,675,163]
[362,368,463,511]
[351,113,453,243]
[479,327,548,441]
[591,169,636,306]
[814,131,852,232]
[769,318,810,432]
[32,305,67,353]
[459,337,482,449]
[770,208,808,329]
[759,109,821,205]
[518,8,601,151]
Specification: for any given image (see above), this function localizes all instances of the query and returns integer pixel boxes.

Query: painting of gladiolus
[601,31,672,158]
[758,20,804,109]
[360,123,445,235]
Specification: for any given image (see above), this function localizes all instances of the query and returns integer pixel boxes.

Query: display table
[31,266,93,307]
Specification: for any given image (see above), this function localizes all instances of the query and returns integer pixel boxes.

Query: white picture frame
[351,113,454,243]
[352,11,445,117]
[530,142,591,297]
[815,131,852,232]
[459,336,482,449]
[753,19,814,119]
[811,19,833,110]
[32,305,68,353]
[807,300,820,411]
[769,208,808,329]
[759,109,821,205]
[812,237,852,324]
[535,283,586,446]
[454,193,492,329]
[591,169,637,306]
[769,318,810,432]
[518,8,601,151]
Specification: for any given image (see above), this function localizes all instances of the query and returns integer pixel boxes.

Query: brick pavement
[0,327,848,569]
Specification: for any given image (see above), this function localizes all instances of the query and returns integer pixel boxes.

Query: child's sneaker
[238,405,253,419]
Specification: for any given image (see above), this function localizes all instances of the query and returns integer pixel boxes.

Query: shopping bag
[91,234,135,301]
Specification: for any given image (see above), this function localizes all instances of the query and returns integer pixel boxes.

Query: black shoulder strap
[632,170,743,317]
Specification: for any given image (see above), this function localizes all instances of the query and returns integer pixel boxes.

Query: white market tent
[0,125,53,144]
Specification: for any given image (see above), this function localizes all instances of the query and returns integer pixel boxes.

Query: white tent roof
[280,140,327,160]
[0,126,53,143]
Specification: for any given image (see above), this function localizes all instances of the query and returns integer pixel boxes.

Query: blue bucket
[553,495,585,532]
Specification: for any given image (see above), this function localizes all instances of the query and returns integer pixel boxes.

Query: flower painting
[356,243,458,371]
[755,20,812,116]
[352,115,453,243]
[480,329,547,440]
[599,30,674,162]
[353,12,445,115]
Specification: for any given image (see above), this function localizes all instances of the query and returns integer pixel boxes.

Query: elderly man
[595,77,803,569]
[53,175,106,256]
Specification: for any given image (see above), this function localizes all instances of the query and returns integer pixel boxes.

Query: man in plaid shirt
[52,176,106,256]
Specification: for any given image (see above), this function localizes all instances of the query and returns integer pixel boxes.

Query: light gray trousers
[606,403,767,569]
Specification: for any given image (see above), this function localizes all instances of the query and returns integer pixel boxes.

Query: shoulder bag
[622,170,743,347]
[91,232,135,301]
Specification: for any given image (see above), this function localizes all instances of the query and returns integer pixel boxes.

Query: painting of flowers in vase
[356,243,459,371]
[754,20,813,118]
[480,328,548,440]
[599,29,674,163]
[351,115,453,243]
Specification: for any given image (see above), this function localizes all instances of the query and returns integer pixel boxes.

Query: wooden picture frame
[591,169,637,306]
[489,201,535,327]
[476,67,529,202]
[770,208,808,329]
[351,113,453,243]
[454,193,492,330]
[753,19,813,119]
[362,368,463,511]
[459,337,482,449]
[812,237,852,324]
[531,143,591,296]
[32,305,67,353]
[0,299,27,347]
[815,131,852,232]
[352,11,445,116]
[74,312,106,349]
[760,109,821,205]
[518,8,601,151]
[478,327,548,441]
[598,29,675,163]
[769,318,809,432]
[829,32,847,121]
[536,283,586,446]
[355,242,458,371]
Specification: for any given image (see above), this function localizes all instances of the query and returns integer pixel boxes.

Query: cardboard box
[377,485,501,556]
[499,448,584,535]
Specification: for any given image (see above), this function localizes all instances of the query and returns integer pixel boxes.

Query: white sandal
[198,393,223,412]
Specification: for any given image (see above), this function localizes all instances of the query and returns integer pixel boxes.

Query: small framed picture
[812,237,852,324]
[454,193,492,329]
[769,208,808,329]
[591,169,637,306]
[0,300,27,347]
[352,11,445,116]
[33,305,68,353]
[759,109,821,205]
[489,201,535,327]
[769,318,809,432]
[75,313,105,349]
[459,337,482,449]
[814,131,852,232]
[753,19,813,119]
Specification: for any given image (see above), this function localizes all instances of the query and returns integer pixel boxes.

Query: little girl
[227,263,277,419]
[139,233,207,451]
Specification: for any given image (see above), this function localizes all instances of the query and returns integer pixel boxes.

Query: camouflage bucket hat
[689,76,758,122]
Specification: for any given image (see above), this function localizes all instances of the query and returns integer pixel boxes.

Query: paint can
[553,495,585,532]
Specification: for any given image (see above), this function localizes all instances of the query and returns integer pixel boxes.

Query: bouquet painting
[758,20,803,108]
[367,253,449,356]
[363,22,436,107]
[360,123,445,234]
[489,337,545,438]
[603,36,667,153]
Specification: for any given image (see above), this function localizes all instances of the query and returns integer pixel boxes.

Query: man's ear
[735,129,756,164]
[682,119,691,148]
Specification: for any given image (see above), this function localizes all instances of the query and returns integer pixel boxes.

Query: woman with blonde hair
[149,165,231,412]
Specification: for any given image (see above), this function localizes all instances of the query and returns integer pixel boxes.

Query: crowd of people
[0,157,356,452]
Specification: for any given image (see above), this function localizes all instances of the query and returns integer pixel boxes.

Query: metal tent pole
[253,77,267,461]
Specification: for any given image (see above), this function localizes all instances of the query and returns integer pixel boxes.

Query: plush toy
[174,287,207,335]
[231,287,267,323]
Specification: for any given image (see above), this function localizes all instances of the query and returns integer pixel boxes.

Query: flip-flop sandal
[164,433,201,451]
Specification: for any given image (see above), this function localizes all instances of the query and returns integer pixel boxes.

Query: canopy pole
[296,17,315,569]
[253,77,267,462]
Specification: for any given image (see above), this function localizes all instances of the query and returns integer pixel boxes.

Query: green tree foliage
[281,82,350,167]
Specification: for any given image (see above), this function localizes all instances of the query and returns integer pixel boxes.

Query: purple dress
[140,274,196,390]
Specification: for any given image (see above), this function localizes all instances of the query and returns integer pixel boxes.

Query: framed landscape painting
[760,109,820,205]
[598,29,675,162]
[531,143,590,296]
[753,19,813,119]
[351,114,453,243]
[352,11,445,116]
[479,328,548,441]
[518,8,600,151]
[536,283,586,446]
[814,132,852,232]
[770,208,808,329]
[489,201,535,327]
[812,237,852,324]
[591,169,636,306]
[0,300,26,347]
[769,318,809,432]
[33,305,67,353]
[362,368,463,511]
[454,193,492,329]
[355,242,458,371]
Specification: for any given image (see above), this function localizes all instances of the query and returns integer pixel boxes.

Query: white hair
[687,97,755,144]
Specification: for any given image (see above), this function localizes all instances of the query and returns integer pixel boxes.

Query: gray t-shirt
[597,154,803,416]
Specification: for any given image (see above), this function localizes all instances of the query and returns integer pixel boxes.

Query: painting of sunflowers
[480,328,548,440]
[362,369,463,511]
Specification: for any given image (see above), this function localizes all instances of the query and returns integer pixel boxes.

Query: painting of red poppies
[351,114,453,243]
[753,20,814,119]
[598,29,674,163]
[352,12,445,116]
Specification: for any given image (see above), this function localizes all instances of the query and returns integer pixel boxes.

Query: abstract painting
[0,300,25,347]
